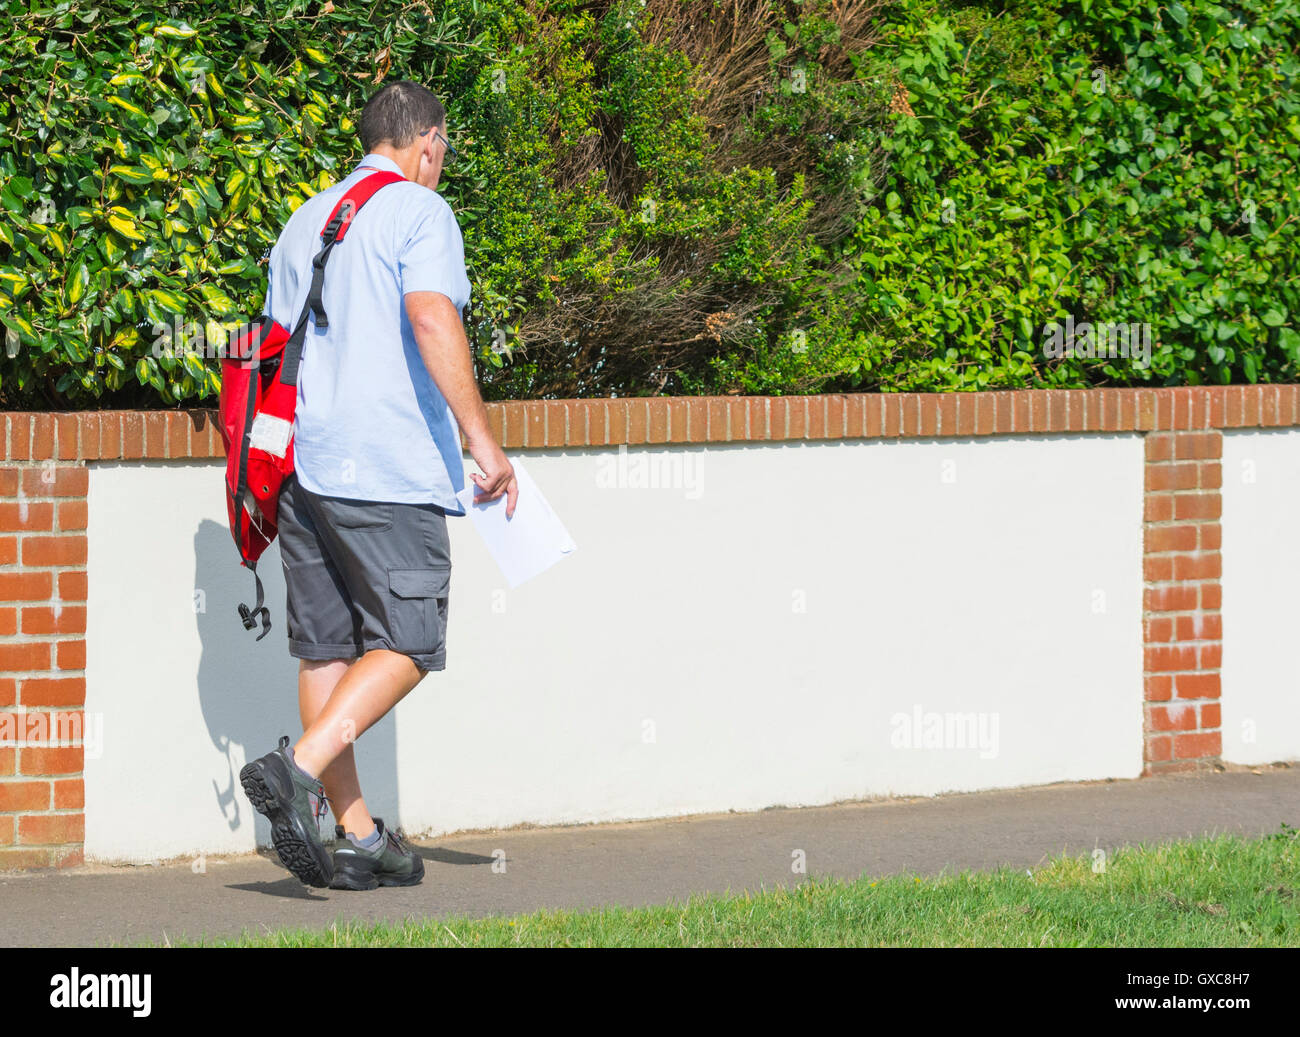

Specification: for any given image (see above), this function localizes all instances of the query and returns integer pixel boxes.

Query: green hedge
[735,0,1300,394]
[0,0,1296,407]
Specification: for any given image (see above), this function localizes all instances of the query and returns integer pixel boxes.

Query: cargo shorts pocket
[387,566,450,656]
[317,497,393,532]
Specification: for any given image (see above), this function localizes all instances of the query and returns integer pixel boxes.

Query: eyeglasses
[419,126,458,160]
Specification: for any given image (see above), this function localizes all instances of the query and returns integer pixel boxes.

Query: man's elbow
[405,293,457,343]
[409,314,441,343]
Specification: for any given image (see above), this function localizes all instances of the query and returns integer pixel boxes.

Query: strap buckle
[238,565,272,640]
[238,601,271,640]
[321,200,355,245]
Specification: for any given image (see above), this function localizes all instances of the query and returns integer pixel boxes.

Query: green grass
[199,828,1300,948]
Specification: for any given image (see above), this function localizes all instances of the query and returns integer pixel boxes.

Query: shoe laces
[381,822,411,855]
[309,782,329,826]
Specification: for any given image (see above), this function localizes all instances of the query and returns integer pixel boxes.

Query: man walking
[239,81,517,890]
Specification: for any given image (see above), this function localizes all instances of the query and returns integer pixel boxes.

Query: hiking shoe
[240,735,334,888]
[330,817,425,890]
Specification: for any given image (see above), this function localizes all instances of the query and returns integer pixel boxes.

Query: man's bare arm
[405,290,517,516]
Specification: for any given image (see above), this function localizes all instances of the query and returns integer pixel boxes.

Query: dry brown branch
[492,0,892,396]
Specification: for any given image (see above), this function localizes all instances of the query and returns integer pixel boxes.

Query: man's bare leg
[297,659,374,840]
[292,650,425,837]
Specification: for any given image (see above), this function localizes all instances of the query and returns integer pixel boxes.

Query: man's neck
[369,145,417,181]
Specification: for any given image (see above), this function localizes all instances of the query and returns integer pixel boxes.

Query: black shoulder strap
[277,170,405,386]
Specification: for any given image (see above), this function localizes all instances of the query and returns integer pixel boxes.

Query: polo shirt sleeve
[398,195,471,315]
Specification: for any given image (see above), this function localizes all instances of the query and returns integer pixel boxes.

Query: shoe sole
[240,756,333,888]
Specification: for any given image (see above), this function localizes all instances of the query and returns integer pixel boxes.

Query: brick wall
[1142,431,1223,767]
[1,385,1295,869]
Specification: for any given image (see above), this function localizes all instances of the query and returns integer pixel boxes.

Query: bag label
[249,412,293,458]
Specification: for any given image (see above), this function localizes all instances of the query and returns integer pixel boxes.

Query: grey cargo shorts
[277,472,451,672]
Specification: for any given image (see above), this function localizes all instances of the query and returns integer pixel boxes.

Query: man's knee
[360,647,428,685]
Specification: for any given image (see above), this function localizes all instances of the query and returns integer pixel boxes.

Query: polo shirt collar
[355,152,406,179]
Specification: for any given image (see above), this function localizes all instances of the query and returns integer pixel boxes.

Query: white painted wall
[86,434,1145,863]
[1221,429,1300,766]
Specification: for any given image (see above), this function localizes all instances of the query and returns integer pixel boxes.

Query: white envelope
[454,454,577,588]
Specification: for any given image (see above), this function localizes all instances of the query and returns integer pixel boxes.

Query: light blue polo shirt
[262,152,471,512]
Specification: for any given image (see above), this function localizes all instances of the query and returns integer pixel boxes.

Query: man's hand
[466,431,518,518]
[405,290,519,518]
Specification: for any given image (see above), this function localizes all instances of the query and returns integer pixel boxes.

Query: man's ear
[416,135,435,181]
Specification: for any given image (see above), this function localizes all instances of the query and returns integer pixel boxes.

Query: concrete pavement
[1,766,1296,946]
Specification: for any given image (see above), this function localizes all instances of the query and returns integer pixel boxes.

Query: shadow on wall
[192,518,400,848]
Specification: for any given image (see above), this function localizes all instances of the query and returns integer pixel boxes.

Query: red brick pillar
[0,415,88,868]
[0,410,222,871]
[1142,429,1223,772]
